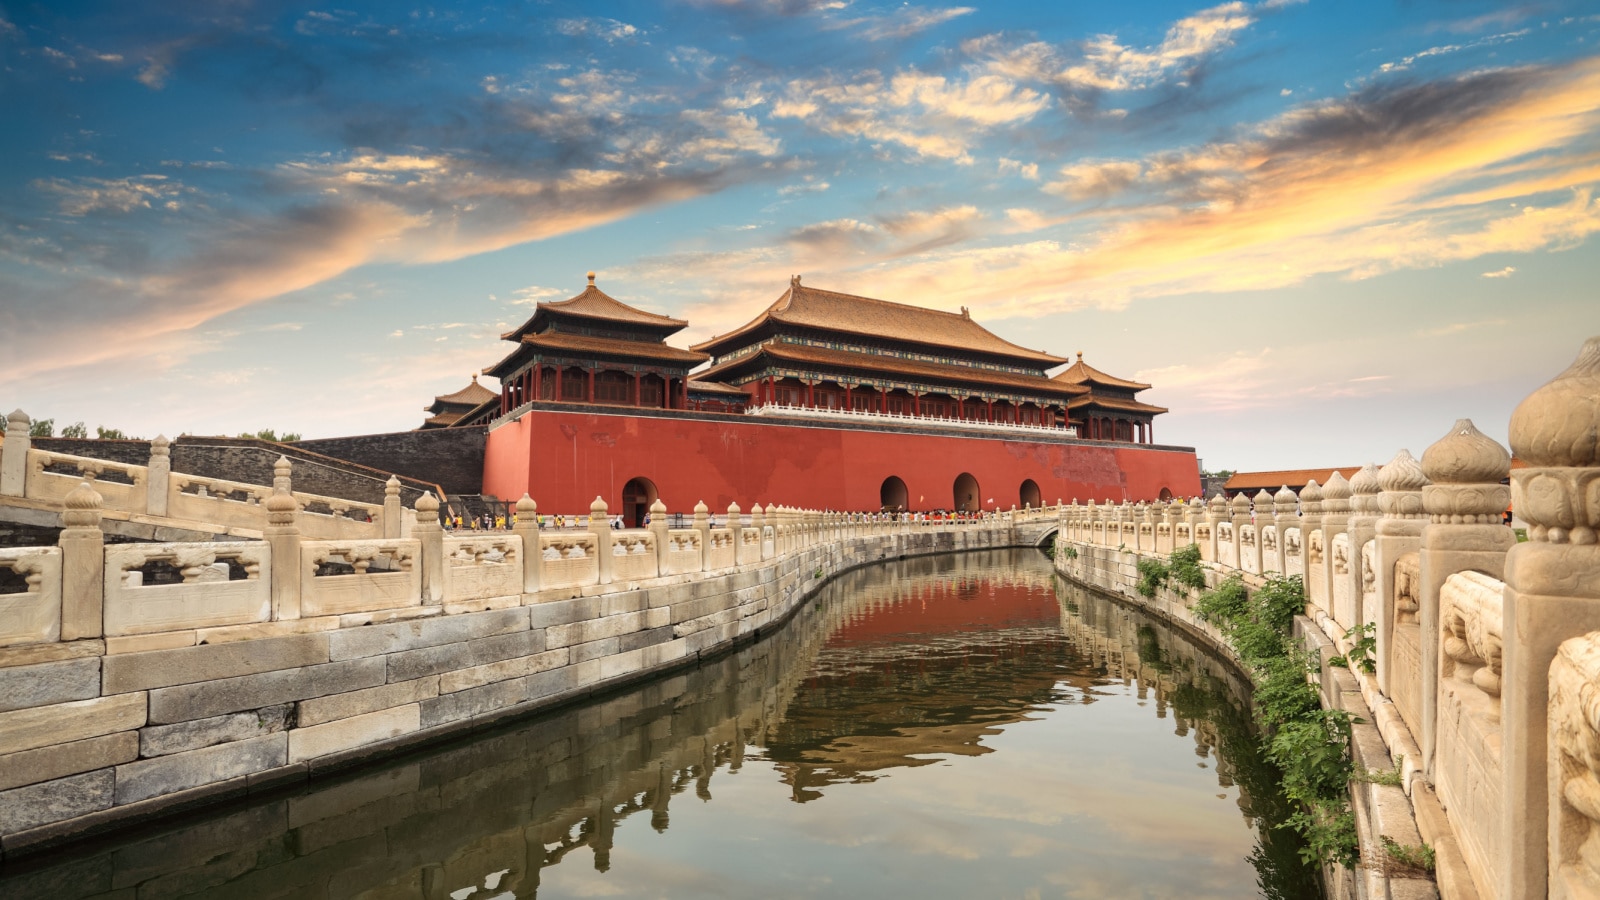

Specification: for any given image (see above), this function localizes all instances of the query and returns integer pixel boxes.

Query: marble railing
[0,486,1038,653]
[0,423,399,540]
[1050,335,1600,900]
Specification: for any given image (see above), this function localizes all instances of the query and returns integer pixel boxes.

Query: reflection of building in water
[0,551,1263,900]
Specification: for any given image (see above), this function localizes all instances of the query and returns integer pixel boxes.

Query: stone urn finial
[415,491,439,514]
[516,493,537,515]
[590,495,608,515]
[1510,336,1600,468]
[1423,419,1512,484]
[63,481,103,528]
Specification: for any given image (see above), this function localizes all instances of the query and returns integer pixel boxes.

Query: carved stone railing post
[1084,500,1098,544]
[1300,480,1326,609]
[146,435,171,517]
[1374,452,1428,697]
[383,476,402,539]
[727,501,743,556]
[589,496,613,585]
[692,501,711,572]
[1503,337,1600,900]
[1229,492,1251,570]
[1418,419,1513,777]
[1206,493,1227,560]
[1,409,31,497]
[1323,472,1354,629]
[512,494,540,594]
[58,481,104,640]
[1273,486,1298,576]
[1251,489,1273,574]
[649,498,670,572]
[749,502,767,559]
[1186,497,1203,548]
[264,457,302,619]
[1347,464,1381,630]
[414,491,444,603]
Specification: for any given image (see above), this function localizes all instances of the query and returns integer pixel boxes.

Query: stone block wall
[0,522,1019,858]
[291,427,486,499]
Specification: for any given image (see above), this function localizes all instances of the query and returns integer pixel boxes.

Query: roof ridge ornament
[587,271,596,285]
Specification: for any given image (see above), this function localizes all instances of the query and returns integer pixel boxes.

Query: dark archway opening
[953,472,980,513]
[622,477,658,528]
[880,476,908,512]
[1020,479,1042,509]
[1158,487,1174,502]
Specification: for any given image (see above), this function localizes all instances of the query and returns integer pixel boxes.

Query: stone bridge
[1051,336,1600,900]
[0,439,1055,859]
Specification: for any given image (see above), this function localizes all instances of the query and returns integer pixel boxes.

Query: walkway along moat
[0,550,1314,899]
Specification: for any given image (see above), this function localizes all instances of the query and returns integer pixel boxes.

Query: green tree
[96,426,129,439]
[61,422,88,438]
[29,418,54,438]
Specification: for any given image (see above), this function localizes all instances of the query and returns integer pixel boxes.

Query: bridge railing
[1052,336,1600,900]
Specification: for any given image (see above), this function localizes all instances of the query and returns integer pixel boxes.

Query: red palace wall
[482,409,1200,515]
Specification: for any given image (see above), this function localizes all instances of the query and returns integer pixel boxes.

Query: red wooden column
[632,373,641,407]
[533,366,542,401]
[1148,421,1154,444]
[555,368,563,401]
[806,380,815,408]
[586,369,595,403]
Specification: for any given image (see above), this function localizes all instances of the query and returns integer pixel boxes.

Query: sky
[2,0,1598,473]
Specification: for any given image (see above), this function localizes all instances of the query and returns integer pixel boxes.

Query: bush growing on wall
[1194,572,1359,868]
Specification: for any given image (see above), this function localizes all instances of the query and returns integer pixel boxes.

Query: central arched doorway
[880,476,908,512]
[952,472,980,512]
[1020,479,1042,509]
[621,477,658,528]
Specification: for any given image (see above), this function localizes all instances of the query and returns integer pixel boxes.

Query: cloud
[1419,318,1509,337]
[1480,266,1517,278]
[830,6,976,42]
[511,285,566,306]
[773,69,1050,163]
[633,57,1600,342]
[1369,29,1529,79]
[555,17,644,43]
[963,1,1260,95]
[33,174,191,215]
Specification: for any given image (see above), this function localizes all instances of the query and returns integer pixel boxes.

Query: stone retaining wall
[0,525,1020,858]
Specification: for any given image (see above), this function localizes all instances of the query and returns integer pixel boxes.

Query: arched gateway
[1020,479,1042,509]
[880,476,908,512]
[953,473,980,512]
[622,477,658,528]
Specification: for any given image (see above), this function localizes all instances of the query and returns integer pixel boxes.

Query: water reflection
[0,550,1315,899]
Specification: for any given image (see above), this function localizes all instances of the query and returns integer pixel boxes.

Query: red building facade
[474,276,1200,519]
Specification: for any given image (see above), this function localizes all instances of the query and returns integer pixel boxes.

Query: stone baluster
[727,502,742,559]
[59,481,105,640]
[1272,486,1298,576]
[1322,472,1354,629]
[1414,419,1513,779]
[1251,489,1273,574]
[146,435,171,517]
[1347,464,1381,630]
[512,494,540,594]
[749,502,766,560]
[1373,452,1428,696]
[1206,493,1228,561]
[1229,492,1252,570]
[265,457,302,619]
[382,476,402,539]
[590,496,612,584]
[1503,337,1600,899]
[1299,480,1325,607]
[414,491,444,604]
[1084,500,1098,544]
[692,500,711,572]
[1186,497,1203,549]
[649,498,670,572]
[1160,500,1176,553]
[1,409,31,497]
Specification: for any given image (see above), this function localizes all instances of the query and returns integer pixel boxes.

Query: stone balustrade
[0,418,395,540]
[1050,336,1600,900]
[0,478,1035,857]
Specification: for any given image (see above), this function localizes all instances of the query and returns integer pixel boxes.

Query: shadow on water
[0,550,1317,899]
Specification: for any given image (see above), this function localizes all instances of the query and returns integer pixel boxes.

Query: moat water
[0,550,1317,899]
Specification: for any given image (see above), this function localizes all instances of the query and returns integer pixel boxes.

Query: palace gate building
[466,274,1199,523]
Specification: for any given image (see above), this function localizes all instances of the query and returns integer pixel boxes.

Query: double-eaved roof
[1051,353,1152,391]
[501,273,689,343]
[692,278,1068,368]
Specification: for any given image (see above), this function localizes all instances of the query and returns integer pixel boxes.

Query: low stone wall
[0,524,1022,857]
[290,427,486,500]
